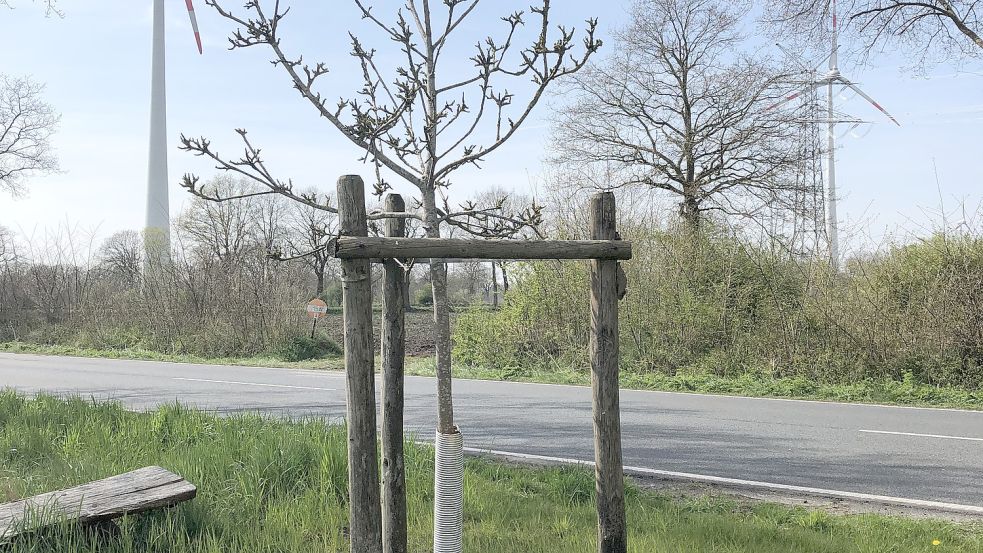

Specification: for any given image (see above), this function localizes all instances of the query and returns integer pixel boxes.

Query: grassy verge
[1,392,980,552]
[406,361,983,410]
[3,341,981,410]
[0,341,344,371]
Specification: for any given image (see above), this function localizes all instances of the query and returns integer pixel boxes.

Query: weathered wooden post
[336,175,383,553]
[330,192,632,552]
[381,193,407,553]
[589,191,627,553]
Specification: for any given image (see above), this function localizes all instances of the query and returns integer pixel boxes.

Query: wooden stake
[381,193,407,553]
[589,192,627,553]
[336,175,383,553]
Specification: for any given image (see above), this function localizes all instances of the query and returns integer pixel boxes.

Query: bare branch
[0,75,60,197]
[553,0,805,228]
[762,0,982,67]
[0,0,63,17]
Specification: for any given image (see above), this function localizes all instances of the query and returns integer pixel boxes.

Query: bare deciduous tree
[0,226,14,263]
[178,176,263,265]
[473,186,539,306]
[98,230,142,287]
[252,191,287,256]
[178,1,599,440]
[282,192,338,296]
[455,260,486,299]
[764,0,983,65]
[553,0,802,228]
[0,75,59,197]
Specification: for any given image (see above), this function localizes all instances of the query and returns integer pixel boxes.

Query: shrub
[278,334,342,362]
[453,224,983,390]
[322,283,344,307]
[415,287,434,306]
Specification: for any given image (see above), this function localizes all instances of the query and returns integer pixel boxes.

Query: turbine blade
[764,82,821,111]
[840,79,900,126]
[186,0,203,54]
[776,43,812,73]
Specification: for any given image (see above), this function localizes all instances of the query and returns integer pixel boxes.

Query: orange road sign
[306,298,328,319]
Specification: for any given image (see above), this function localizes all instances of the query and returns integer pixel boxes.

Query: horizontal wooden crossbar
[0,466,196,540]
[333,237,632,261]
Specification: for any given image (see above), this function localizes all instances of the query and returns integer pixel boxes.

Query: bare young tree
[764,0,983,65]
[179,7,598,549]
[553,0,802,229]
[178,1,599,443]
[0,75,59,197]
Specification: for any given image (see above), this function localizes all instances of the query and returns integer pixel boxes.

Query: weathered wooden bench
[0,466,196,540]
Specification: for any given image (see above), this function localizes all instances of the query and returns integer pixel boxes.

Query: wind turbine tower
[145,0,202,256]
[771,0,899,268]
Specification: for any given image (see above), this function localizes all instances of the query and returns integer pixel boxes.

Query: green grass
[1,392,980,552]
[406,362,983,411]
[4,340,982,410]
[0,341,344,371]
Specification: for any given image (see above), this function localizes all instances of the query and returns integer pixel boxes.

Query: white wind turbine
[146,0,202,257]
[769,0,900,268]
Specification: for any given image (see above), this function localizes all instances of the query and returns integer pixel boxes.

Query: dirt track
[319,307,445,357]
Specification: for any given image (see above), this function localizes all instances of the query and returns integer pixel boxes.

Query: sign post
[306,298,328,339]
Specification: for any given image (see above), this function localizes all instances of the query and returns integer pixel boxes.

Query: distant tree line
[0,175,502,357]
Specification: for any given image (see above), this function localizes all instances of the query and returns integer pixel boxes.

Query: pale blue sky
[1,1,980,251]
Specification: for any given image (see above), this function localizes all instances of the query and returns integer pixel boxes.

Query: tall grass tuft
[1,392,981,552]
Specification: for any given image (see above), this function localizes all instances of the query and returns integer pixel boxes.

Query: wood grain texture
[334,237,632,261]
[589,192,627,553]
[337,174,384,553]
[0,466,195,539]
[381,193,408,553]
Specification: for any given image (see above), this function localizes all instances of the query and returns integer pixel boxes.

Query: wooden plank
[589,192,627,553]
[0,466,195,540]
[334,237,632,261]
[381,194,408,553]
[336,174,384,553]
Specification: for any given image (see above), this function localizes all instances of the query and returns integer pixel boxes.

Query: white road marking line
[859,429,983,442]
[453,445,983,515]
[172,377,335,391]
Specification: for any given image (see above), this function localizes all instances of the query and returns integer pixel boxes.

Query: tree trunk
[422,186,463,553]
[500,262,509,293]
[422,189,455,434]
[679,188,701,230]
[315,269,325,296]
[429,266,454,432]
[491,261,499,308]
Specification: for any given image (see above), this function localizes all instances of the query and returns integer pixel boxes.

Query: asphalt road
[2,352,982,507]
